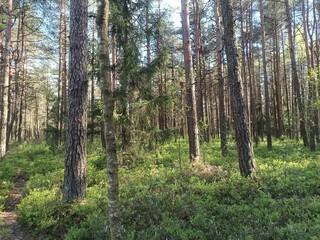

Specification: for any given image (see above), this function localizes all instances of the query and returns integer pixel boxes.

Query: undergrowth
[1,138,320,239]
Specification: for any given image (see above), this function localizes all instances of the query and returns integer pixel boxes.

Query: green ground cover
[1,139,320,239]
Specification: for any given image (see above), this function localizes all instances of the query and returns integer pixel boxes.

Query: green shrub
[2,138,320,239]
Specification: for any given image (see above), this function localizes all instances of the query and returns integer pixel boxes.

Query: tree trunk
[220,0,256,177]
[302,0,316,151]
[193,0,204,127]
[181,0,201,163]
[214,0,227,156]
[97,0,122,239]
[61,0,68,143]
[248,0,258,145]
[259,0,272,150]
[63,0,88,202]
[0,0,12,158]
[285,0,309,146]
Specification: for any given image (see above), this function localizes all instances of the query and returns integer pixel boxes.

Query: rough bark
[220,0,256,177]
[63,0,88,202]
[181,0,201,163]
[97,0,122,239]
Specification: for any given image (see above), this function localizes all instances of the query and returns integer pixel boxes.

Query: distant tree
[192,0,204,127]
[214,0,227,156]
[63,0,88,202]
[259,0,272,150]
[302,0,316,151]
[57,0,68,144]
[284,0,309,147]
[181,0,201,162]
[220,0,256,176]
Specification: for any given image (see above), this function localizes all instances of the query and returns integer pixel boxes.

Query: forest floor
[0,169,30,240]
[1,140,320,239]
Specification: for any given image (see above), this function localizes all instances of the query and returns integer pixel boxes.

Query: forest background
[0,0,320,239]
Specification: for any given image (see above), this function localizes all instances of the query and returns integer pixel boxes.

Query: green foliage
[44,125,60,152]
[2,139,320,239]
[0,181,13,210]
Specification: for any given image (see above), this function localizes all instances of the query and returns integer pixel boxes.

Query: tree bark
[0,0,12,158]
[259,0,272,149]
[63,0,88,202]
[181,0,201,163]
[220,0,256,177]
[96,0,123,239]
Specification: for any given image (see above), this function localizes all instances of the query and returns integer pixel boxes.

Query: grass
[1,138,320,239]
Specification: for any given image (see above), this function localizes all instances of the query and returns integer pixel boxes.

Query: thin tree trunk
[181,0,201,163]
[285,0,309,146]
[57,0,63,143]
[239,0,250,128]
[90,18,95,142]
[312,0,319,143]
[193,0,204,126]
[273,21,283,138]
[248,0,258,145]
[214,0,227,156]
[61,0,68,143]
[302,0,316,151]
[97,0,122,238]
[259,0,272,150]
[281,31,291,139]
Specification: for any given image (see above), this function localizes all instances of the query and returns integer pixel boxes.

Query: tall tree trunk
[0,0,12,158]
[302,0,316,151]
[193,0,204,127]
[181,0,201,163]
[285,0,309,146]
[111,26,117,92]
[97,0,122,239]
[248,0,258,145]
[312,0,319,143]
[18,46,27,143]
[90,18,95,142]
[63,0,88,202]
[281,31,292,139]
[8,8,23,146]
[220,0,256,177]
[57,0,63,143]
[214,0,227,156]
[61,0,68,143]
[273,18,284,138]
[259,0,272,150]
[239,0,250,127]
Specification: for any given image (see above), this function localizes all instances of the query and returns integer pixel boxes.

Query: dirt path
[0,172,30,240]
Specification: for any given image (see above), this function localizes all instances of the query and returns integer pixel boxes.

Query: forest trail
[0,169,30,240]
